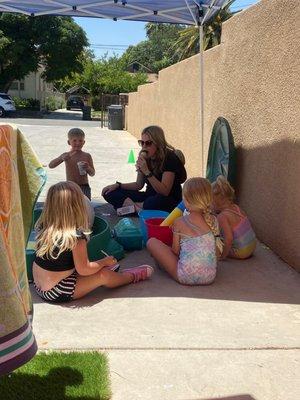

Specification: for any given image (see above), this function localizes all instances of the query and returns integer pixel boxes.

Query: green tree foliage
[121,23,185,73]
[56,55,148,95]
[173,0,235,60]
[0,13,88,92]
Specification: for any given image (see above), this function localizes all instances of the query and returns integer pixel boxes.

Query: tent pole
[199,23,205,177]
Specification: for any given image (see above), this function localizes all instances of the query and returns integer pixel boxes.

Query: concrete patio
[6,119,300,400]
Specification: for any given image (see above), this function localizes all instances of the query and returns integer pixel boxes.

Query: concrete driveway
[1,118,299,400]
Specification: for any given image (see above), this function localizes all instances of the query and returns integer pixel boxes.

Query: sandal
[122,265,154,283]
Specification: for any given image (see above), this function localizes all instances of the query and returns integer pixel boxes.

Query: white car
[0,93,16,117]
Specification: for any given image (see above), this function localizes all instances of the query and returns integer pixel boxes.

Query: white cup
[77,161,86,175]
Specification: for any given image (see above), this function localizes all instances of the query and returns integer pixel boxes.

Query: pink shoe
[122,265,154,283]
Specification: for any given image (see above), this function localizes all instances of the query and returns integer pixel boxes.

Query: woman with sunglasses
[102,125,187,213]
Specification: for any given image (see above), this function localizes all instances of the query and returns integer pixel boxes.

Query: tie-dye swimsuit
[223,205,256,259]
[174,216,218,285]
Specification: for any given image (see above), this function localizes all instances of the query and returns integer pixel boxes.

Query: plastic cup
[77,161,86,175]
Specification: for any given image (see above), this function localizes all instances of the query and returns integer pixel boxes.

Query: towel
[0,124,46,376]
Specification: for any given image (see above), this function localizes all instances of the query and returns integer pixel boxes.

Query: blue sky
[75,0,260,59]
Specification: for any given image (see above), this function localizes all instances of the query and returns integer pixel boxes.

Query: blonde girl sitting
[212,176,256,259]
[147,177,223,285]
[33,181,153,303]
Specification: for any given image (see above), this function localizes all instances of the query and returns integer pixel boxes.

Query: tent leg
[199,23,205,177]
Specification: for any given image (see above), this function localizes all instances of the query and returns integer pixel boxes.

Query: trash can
[108,105,123,130]
[82,105,92,121]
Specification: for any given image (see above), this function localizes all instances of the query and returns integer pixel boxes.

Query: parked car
[66,95,84,110]
[0,93,16,117]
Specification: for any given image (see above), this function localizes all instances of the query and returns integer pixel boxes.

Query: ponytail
[203,210,224,255]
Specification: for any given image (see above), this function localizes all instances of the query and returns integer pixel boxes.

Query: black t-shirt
[35,231,87,272]
[146,150,187,201]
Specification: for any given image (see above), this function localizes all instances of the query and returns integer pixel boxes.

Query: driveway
[1,118,300,400]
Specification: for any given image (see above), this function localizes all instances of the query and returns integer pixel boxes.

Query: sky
[75,0,261,59]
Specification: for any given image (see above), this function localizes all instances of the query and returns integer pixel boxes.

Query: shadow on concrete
[183,396,255,400]
[32,137,300,309]
[0,367,99,400]
[31,200,300,307]
[47,110,83,121]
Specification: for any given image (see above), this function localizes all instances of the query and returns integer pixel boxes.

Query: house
[127,62,158,83]
[8,68,64,107]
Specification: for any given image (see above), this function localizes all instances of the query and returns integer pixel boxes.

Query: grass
[0,351,111,400]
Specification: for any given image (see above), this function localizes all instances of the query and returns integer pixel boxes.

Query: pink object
[145,217,173,246]
[122,265,154,283]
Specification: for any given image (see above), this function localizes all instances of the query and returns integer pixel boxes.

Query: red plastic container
[145,218,173,246]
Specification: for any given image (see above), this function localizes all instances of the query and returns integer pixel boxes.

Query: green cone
[127,149,136,164]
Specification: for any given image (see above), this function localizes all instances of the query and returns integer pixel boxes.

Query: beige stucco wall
[126,0,300,270]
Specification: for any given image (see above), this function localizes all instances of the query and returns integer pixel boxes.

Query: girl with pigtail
[212,176,256,259]
[147,178,223,285]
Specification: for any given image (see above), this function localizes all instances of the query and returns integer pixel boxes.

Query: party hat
[127,149,136,164]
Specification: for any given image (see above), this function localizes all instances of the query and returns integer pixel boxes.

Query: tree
[56,55,148,95]
[0,13,88,92]
[173,0,235,60]
[121,23,184,73]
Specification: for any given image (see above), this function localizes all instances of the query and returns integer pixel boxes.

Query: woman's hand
[102,183,118,196]
[136,155,150,175]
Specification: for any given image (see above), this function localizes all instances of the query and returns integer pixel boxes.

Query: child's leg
[73,269,134,299]
[73,267,152,300]
[147,238,179,281]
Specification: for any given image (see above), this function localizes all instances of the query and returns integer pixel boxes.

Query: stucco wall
[126,0,300,270]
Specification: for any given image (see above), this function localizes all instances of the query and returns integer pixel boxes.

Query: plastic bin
[82,105,92,120]
[113,218,143,251]
[138,210,169,245]
[145,217,173,246]
[108,105,123,130]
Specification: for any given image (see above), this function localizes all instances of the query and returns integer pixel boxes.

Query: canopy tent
[0,0,233,174]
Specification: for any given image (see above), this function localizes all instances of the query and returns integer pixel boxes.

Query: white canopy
[0,1,230,26]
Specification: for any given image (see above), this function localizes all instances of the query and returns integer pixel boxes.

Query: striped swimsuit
[175,216,218,285]
[223,206,256,259]
[34,272,77,303]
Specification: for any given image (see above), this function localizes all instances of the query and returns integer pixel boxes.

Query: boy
[49,128,95,200]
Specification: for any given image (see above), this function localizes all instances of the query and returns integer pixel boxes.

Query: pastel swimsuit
[223,206,256,259]
[175,216,218,285]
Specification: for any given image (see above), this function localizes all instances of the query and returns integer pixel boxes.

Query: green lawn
[0,351,111,400]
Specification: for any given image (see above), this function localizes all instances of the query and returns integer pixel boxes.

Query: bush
[13,97,40,111]
[91,96,102,111]
[45,96,65,111]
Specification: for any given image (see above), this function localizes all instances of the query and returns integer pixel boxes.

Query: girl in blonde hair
[102,125,186,213]
[147,178,222,285]
[212,175,256,259]
[33,181,153,303]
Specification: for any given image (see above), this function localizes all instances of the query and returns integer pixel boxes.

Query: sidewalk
[18,122,300,400]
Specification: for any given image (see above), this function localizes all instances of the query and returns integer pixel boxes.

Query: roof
[66,85,90,95]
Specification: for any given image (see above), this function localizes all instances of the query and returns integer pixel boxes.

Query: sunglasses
[138,140,154,147]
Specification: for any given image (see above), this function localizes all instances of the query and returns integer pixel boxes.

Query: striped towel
[0,124,46,375]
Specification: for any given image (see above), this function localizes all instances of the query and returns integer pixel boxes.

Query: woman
[102,125,187,213]
[33,181,153,303]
